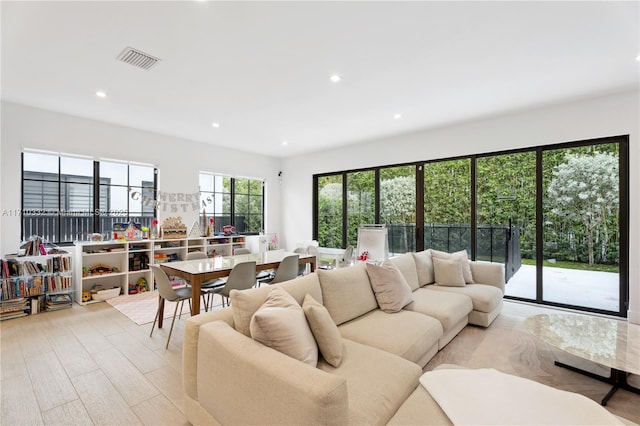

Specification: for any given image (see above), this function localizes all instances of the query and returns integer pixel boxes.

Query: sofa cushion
[197,321,349,425]
[432,257,466,287]
[338,309,443,365]
[431,249,474,283]
[230,273,322,336]
[387,253,421,291]
[427,283,503,313]
[405,288,473,332]
[250,287,318,366]
[366,261,414,313]
[317,338,421,425]
[317,263,378,325]
[412,249,435,286]
[302,294,343,367]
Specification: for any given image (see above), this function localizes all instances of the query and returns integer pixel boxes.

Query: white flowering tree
[380,176,415,223]
[547,152,618,267]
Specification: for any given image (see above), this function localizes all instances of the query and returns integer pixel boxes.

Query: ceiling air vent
[116,47,160,71]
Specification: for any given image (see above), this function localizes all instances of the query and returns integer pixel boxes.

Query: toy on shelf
[222,225,236,236]
[150,218,159,239]
[161,217,187,239]
[189,221,203,238]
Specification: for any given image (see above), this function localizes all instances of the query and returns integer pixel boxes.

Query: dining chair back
[150,264,193,349]
[293,247,308,275]
[185,251,223,312]
[268,254,300,284]
[186,251,207,260]
[211,261,257,307]
[342,245,355,266]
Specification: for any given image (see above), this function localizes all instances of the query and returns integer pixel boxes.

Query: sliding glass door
[476,152,537,299]
[380,166,416,254]
[313,136,628,316]
[423,159,471,254]
[542,143,622,312]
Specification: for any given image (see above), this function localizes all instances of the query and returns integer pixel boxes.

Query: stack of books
[46,294,72,311]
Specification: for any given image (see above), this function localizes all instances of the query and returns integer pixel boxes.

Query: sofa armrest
[470,261,505,294]
[197,321,349,425]
[183,308,235,400]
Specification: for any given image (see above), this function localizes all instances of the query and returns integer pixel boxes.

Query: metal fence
[389,223,521,282]
[23,215,153,243]
[22,214,247,243]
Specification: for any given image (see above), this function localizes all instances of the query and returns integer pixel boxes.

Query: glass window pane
[99,161,128,186]
[24,152,58,174]
[249,195,263,215]
[424,159,471,253]
[216,175,231,193]
[200,174,214,192]
[234,193,249,221]
[60,156,93,179]
[235,179,249,195]
[318,174,343,248]
[542,143,620,312]
[249,180,263,195]
[62,182,92,211]
[476,152,536,299]
[129,164,154,187]
[380,166,415,254]
[23,180,59,210]
[101,185,128,212]
[346,171,375,247]
[201,192,214,214]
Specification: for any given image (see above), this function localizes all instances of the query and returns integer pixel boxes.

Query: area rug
[106,290,223,325]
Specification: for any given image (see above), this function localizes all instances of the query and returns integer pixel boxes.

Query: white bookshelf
[74,236,246,304]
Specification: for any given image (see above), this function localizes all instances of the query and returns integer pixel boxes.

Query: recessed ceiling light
[636,54,640,62]
[211,122,220,128]
[393,113,402,119]
[282,141,288,146]
[329,74,342,83]
[96,91,107,98]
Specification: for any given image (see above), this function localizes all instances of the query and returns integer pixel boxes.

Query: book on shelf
[0,297,30,320]
[46,293,72,311]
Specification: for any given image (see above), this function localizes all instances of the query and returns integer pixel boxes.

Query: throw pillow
[365,260,414,313]
[432,257,466,287]
[430,249,474,283]
[302,294,343,367]
[412,249,435,286]
[250,287,318,366]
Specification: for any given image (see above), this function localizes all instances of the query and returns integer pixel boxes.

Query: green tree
[318,177,343,247]
[547,152,619,267]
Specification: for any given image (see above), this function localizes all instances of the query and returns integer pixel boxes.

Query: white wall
[0,102,282,255]
[281,89,640,323]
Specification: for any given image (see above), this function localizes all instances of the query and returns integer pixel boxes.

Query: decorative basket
[91,287,121,301]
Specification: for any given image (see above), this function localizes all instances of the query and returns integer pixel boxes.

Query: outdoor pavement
[505,264,620,312]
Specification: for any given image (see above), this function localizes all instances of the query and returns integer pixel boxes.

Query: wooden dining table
[157,251,316,327]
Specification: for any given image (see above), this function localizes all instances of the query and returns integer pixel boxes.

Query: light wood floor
[1,300,638,425]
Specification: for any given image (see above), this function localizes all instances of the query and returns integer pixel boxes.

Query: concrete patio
[505,264,620,312]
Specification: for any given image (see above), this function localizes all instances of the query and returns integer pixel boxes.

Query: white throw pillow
[430,249,474,283]
[250,287,318,366]
[366,260,414,313]
[432,257,466,287]
[302,294,343,367]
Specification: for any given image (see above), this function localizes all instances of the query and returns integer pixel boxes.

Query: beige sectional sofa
[182,249,505,425]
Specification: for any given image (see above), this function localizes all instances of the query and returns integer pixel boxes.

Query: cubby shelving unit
[74,236,246,305]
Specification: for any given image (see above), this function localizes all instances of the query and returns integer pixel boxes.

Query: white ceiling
[2,1,639,158]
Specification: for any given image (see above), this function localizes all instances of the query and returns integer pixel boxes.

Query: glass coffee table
[524,313,640,406]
